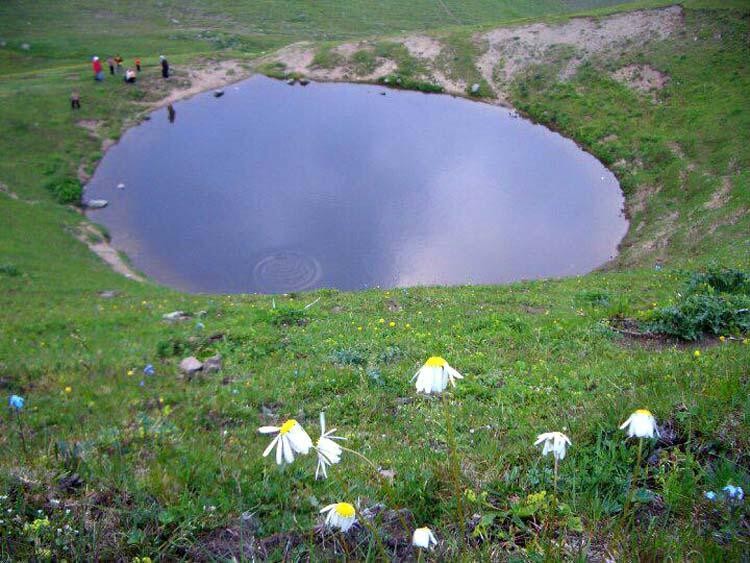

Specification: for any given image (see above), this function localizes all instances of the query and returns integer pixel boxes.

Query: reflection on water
[85,76,627,294]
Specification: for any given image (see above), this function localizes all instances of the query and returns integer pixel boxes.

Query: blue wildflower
[8,395,24,410]
[195,322,205,331]
[143,364,155,376]
[704,491,717,501]
[723,485,745,501]
[139,380,145,387]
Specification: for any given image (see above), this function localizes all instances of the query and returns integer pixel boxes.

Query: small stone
[471,83,480,94]
[298,78,310,86]
[286,78,296,85]
[21,43,30,51]
[180,356,203,375]
[98,290,118,298]
[203,353,222,373]
[163,310,190,321]
[378,469,396,481]
[85,199,108,209]
[213,90,224,97]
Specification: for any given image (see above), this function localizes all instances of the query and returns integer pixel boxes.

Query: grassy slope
[0,1,749,560]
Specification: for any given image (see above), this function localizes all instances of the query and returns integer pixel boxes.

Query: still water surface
[86,76,627,294]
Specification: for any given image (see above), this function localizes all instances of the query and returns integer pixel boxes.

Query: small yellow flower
[389,321,396,327]
[127,369,134,376]
[378,318,385,324]
[693,350,701,358]
[64,386,72,394]
[405,323,411,328]
[719,336,726,342]
[357,326,362,331]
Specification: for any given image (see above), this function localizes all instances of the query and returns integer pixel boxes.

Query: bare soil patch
[477,5,682,100]
[262,6,683,105]
[612,63,670,93]
[704,176,733,209]
[609,318,721,351]
[75,224,144,282]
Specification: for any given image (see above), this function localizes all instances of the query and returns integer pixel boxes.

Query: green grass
[1,0,749,560]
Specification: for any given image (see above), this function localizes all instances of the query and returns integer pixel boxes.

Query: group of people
[90,54,170,83]
[81,54,172,110]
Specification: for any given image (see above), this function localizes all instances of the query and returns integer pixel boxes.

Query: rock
[203,353,222,373]
[213,90,224,97]
[471,83,480,94]
[298,78,310,86]
[58,473,83,491]
[98,290,118,298]
[286,78,296,85]
[85,199,108,209]
[180,356,203,375]
[163,310,190,321]
[21,43,30,51]
[378,468,396,482]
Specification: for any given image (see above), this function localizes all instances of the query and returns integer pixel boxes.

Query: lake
[85,75,627,294]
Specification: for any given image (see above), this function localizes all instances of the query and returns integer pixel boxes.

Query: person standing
[160,55,169,78]
[135,57,141,72]
[107,56,115,75]
[71,90,81,109]
[114,54,123,73]
[92,56,104,81]
[167,103,176,123]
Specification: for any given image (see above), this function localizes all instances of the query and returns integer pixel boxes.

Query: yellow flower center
[279,419,298,435]
[425,356,447,367]
[635,409,652,416]
[335,502,355,518]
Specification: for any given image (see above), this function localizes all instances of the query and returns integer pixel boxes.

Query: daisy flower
[411,356,463,394]
[259,419,313,465]
[412,526,438,549]
[620,409,660,439]
[315,412,345,480]
[320,502,356,532]
[534,431,572,461]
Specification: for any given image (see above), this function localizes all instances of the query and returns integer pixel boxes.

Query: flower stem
[622,438,643,527]
[553,457,559,496]
[443,393,466,551]
[339,445,379,473]
[15,410,27,456]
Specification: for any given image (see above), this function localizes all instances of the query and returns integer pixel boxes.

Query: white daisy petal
[534,431,571,461]
[263,435,279,458]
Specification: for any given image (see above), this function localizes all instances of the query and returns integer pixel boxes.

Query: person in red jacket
[92,56,104,81]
